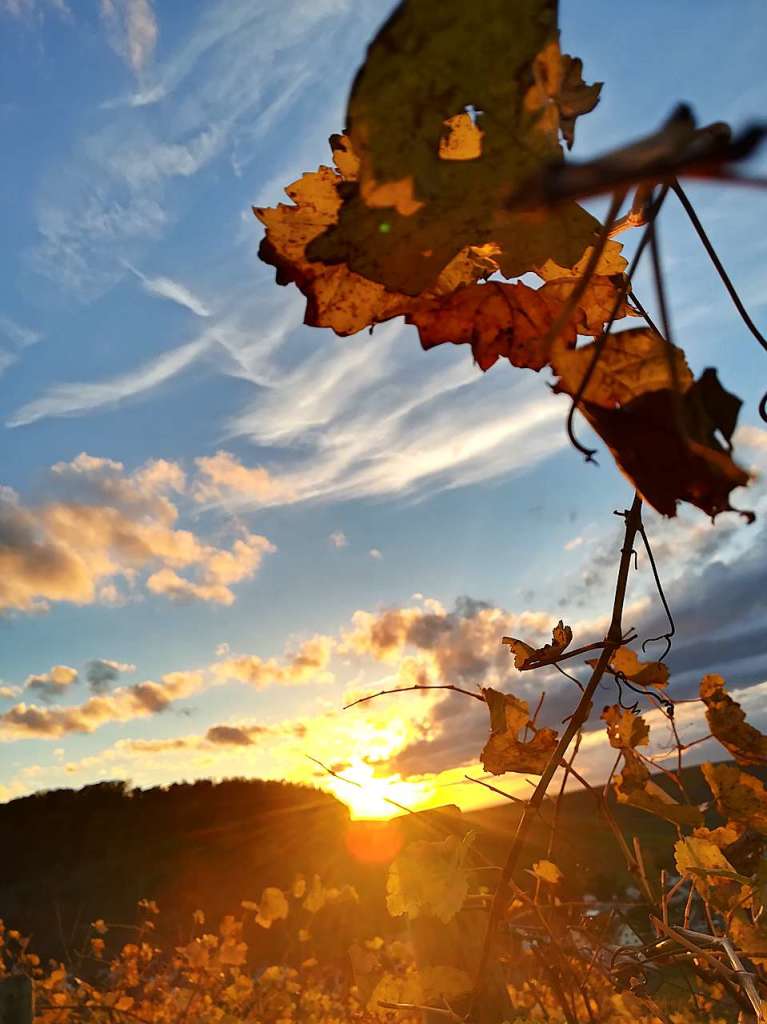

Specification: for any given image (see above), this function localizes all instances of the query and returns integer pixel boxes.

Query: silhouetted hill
[0,761,756,962]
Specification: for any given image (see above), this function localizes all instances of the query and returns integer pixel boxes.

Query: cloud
[212,634,335,688]
[24,664,78,701]
[193,451,291,505]
[85,658,136,694]
[205,724,264,746]
[100,0,158,74]
[1,0,69,18]
[146,533,275,606]
[8,336,210,426]
[369,548,383,560]
[0,452,274,612]
[126,264,210,316]
[329,530,347,549]
[0,686,20,699]
[0,316,41,348]
[0,670,203,740]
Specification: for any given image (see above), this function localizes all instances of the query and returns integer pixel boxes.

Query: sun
[325,761,432,820]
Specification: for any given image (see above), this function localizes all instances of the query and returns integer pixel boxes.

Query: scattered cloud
[329,530,347,549]
[369,547,382,560]
[24,664,78,702]
[0,316,41,349]
[0,670,203,740]
[85,658,135,694]
[564,536,584,552]
[212,634,335,689]
[0,452,274,612]
[0,686,21,699]
[0,0,69,19]
[100,0,158,74]
[193,451,292,505]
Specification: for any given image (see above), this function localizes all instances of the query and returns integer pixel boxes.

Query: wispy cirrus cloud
[99,0,158,75]
[8,336,210,426]
[125,263,211,316]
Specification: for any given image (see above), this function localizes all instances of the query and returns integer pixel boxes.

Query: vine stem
[470,492,644,1016]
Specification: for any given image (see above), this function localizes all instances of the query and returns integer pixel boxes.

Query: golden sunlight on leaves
[386,834,471,923]
[700,674,767,765]
[674,835,739,905]
[609,647,670,689]
[480,687,558,775]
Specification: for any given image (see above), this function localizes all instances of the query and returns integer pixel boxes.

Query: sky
[1,0,766,819]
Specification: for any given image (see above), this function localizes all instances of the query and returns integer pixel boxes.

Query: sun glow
[326,760,433,820]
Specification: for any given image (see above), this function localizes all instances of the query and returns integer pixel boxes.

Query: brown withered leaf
[306,0,610,294]
[610,647,670,689]
[480,688,558,776]
[702,762,767,834]
[579,370,751,519]
[556,55,603,150]
[700,674,767,766]
[536,239,627,281]
[601,705,650,750]
[614,751,703,827]
[254,136,493,336]
[410,275,634,373]
[408,281,572,372]
[502,620,573,669]
[552,328,693,409]
[539,275,636,337]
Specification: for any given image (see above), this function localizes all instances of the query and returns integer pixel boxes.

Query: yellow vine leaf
[601,705,650,750]
[614,751,703,827]
[367,965,471,1017]
[701,762,767,833]
[700,674,767,765]
[536,239,627,281]
[502,620,573,670]
[305,0,608,294]
[386,834,472,923]
[253,887,289,930]
[531,859,563,884]
[674,836,740,908]
[480,688,558,776]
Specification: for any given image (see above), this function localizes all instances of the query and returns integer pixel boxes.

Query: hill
[0,762,750,961]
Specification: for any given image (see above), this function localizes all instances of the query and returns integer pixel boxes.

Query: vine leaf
[249,887,289,929]
[409,275,633,372]
[674,836,739,905]
[578,369,750,519]
[530,859,563,884]
[601,704,650,750]
[613,751,703,827]
[386,834,472,923]
[480,688,559,775]
[553,54,602,150]
[305,0,609,294]
[502,620,573,669]
[552,327,693,408]
[608,648,670,689]
[702,762,767,833]
[253,137,495,336]
[368,965,472,1016]
[700,674,767,765]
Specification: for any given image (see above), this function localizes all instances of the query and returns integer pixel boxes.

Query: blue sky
[1,0,766,817]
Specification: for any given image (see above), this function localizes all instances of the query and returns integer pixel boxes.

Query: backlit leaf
[254,887,289,930]
[480,687,558,776]
[613,751,703,827]
[306,0,606,294]
[579,370,750,519]
[601,705,650,750]
[700,674,767,765]
[610,647,670,689]
[502,620,573,669]
[386,834,472,923]
[674,836,738,904]
[552,328,693,409]
[701,762,767,833]
[531,859,563,884]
